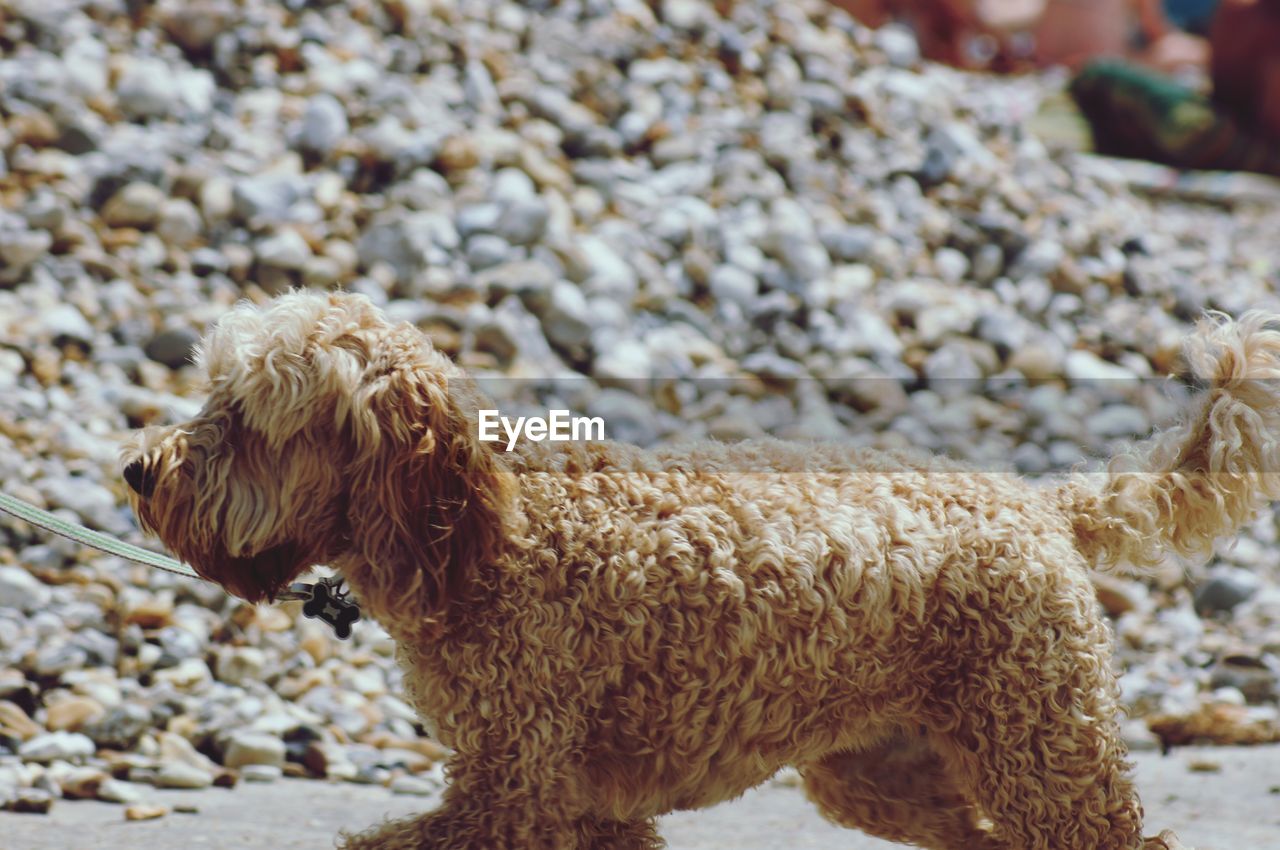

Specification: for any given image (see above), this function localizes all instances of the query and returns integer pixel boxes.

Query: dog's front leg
[338,752,586,850]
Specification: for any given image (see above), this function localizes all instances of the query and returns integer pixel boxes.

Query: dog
[121,289,1274,849]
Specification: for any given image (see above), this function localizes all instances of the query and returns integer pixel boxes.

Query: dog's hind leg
[574,817,665,849]
[799,733,1003,850]
[926,608,1146,850]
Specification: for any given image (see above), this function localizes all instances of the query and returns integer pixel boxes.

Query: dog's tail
[1062,312,1280,571]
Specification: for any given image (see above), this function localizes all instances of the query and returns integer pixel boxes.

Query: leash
[0,490,359,638]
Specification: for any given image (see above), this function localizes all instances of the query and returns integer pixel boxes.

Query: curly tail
[1063,312,1280,570]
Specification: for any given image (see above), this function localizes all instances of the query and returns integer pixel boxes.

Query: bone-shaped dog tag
[293,577,361,639]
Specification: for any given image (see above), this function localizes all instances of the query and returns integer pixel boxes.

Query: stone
[60,767,108,799]
[875,24,921,67]
[96,778,147,804]
[7,788,54,814]
[241,764,282,783]
[44,697,106,732]
[494,197,550,246]
[101,183,166,229]
[38,305,96,347]
[125,803,167,821]
[233,175,305,223]
[19,732,95,763]
[540,281,593,351]
[153,761,213,789]
[215,646,267,687]
[293,94,349,157]
[1195,568,1262,615]
[256,230,312,270]
[145,327,201,370]
[81,704,151,750]
[0,567,52,613]
[708,265,758,309]
[389,774,441,797]
[156,199,203,248]
[0,701,42,741]
[223,732,286,769]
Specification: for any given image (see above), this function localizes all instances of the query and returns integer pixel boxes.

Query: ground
[1,746,1277,850]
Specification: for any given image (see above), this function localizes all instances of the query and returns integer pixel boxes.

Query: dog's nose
[123,460,154,498]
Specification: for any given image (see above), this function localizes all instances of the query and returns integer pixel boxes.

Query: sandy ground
[1,746,1277,850]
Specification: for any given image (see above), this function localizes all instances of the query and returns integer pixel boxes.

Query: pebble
[1196,568,1263,615]
[389,774,441,797]
[101,183,167,229]
[44,697,106,732]
[19,732,95,763]
[153,762,214,790]
[0,567,52,613]
[92,778,145,805]
[223,732,286,769]
[125,803,167,821]
[7,787,54,814]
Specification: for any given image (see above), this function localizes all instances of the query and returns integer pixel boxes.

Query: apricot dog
[121,290,1266,849]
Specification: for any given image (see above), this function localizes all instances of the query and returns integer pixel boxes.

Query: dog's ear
[343,354,516,629]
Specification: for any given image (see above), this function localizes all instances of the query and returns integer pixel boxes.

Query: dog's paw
[1143,829,1192,850]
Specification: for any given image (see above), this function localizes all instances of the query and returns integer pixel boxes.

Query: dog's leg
[799,735,1003,850]
[574,817,665,849]
[927,625,1146,849]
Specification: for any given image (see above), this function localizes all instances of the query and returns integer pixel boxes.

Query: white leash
[0,490,359,637]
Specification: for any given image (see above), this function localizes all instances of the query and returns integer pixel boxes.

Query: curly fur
[120,291,1273,850]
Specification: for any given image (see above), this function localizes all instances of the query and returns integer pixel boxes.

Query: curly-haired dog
[120,290,1274,850]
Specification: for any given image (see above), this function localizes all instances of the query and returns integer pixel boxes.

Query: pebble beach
[1,0,1279,828]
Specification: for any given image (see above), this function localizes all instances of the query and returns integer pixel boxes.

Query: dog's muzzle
[123,459,155,498]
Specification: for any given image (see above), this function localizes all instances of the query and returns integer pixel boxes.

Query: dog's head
[121,290,515,619]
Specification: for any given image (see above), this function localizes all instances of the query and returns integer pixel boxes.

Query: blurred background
[0,0,1278,845]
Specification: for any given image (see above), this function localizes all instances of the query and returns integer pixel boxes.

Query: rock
[389,774,441,797]
[256,230,312,270]
[708,265,758,309]
[540,281,593,351]
[81,704,151,750]
[156,199,204,248]
[145,327,201,370]
[1086,405,1149,439]
[293,94,349,157]
[875,24,921,67]
[0,225,52,283]
[115,58,180,119]
[0,700,42,741]
[19,732,95,763]
[494,197,550,247]
[125,803,167,821]
[233,175,305,223]
[1093,574,1148,617]
[1195,568,1263,615]
[44,697,106,732]
[234,764,278,783]
[1064,350,1137,387]
[38,305,96,347]
[0,567,52,613]
[215,646,267,687]
[223,732,286,769]
[101,183,167,229]
[303,742,358,781]
[60,767,108,799]
[124,592,175,629]
[7,787,54,814]
[160,0,236,54]
[97,778,147,804]
[153,761,214,789]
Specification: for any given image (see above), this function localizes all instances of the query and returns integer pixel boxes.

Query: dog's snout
[123,459,154,498]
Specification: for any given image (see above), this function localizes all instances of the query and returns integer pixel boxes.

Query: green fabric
[1070,60,1280,177]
